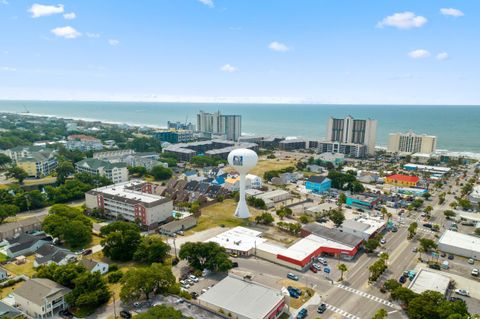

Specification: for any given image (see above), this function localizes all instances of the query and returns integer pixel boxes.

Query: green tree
[422,192,431,200]
[408,222,418,239]
[0,154,12,167]
[133,236,170,264]
[383,279,401,292]
[36,263,85,288]
[419,238,437,253]
[443,210,456,220]
[136,305,190,319]
[65,271,111,309]
[56,161,75,184]
[338,193,347,204]
[128,166,148,177]
[179,242,232,272]
[337,263,348,281]
[380,207,388,219]
[6,166,28,184]
[150,165,173,181]
[390,287,417,306]
[0,204,19,223]
[42,204,92,249]
[329,209,345,227]
[364,238,380,252]
[371,308,388,319]
[255,212,274,225]
[120,263,176,302]
[407,290,469,319]
[101,221,141,261]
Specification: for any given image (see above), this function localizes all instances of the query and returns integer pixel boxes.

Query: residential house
[0,216,45,241]
[245,174,262,189]
[13,278,71,319]
[316,152,345,167]
[33,244,76,268]
[305,176,332,194]
[0,301,23,318]
[224,176,240,192]
[0,267,8,281]
[4,233,50,258]
[306,164,324,173]
[78,259,109,275]
[75,158,128,183]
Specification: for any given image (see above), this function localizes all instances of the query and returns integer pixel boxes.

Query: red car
[310,265,318,273]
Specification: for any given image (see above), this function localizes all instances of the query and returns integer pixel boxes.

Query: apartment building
[388,131,437,154]
[153,130,194,143]
[75,158,128,183]
[85,180,173,227]
[324,116,377,157]
[3,146,58,178]
[66,134,103,151]
[196,111,242,141]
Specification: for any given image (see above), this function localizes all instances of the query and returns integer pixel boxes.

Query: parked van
[442,261,449,269]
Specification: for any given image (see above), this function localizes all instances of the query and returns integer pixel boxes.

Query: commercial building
[403,164,451,175]
[438,230,480,259]
[408,269,451,296]
[388,131,437,154]
[198,275,286,319]
[75,158,129,183]
[325,116,377,156]
[254,190,291,208]
[197,111,242,141]
[385,174,419,187]
[153,130,194,143]
[346,194,380,210]
[85,180,173,227]
[394,187,428,197]
[317,141,368,158]
[305,176,331,194]
[278,139,307,151]
[13,278,71,319]
[339,218,386,240]
[163,140,257,161]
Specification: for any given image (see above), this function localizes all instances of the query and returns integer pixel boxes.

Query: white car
[189,275,199,282]
[380,238,386,244]
[455,289,470,297]
[471,268,479,277]
[312,263,322,270]
[317,258,328,266]
[468,258,475,265]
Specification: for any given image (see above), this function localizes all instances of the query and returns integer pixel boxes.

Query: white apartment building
[75,158,129,183]
[387,131,437,154]
[85,180,173,227]
[325,116,377,156]
[196,110,242,141]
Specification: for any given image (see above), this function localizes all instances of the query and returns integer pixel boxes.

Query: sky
[0,0,479,105]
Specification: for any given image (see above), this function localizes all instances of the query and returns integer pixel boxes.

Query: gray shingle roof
[13,278,71,306]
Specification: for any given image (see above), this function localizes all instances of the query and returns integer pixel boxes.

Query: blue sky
[0,0,479,104]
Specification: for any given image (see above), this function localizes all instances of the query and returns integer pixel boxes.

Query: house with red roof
[385,174,419,187]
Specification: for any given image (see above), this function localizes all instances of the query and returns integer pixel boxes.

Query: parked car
[232,262,239,268]
[59,310,74,319]
[288,286,302,296]
[448,255,454,260]
[317,258,328,266]
[399,276,407,284]
[450,297,466,303]
[296,308,308,319]
[310,265,318,273]
[120,311,132,319]
[317,303,327,314]
[412,247,418,253]
[287,273,299,281]
[428,263,441,270]
[471,268,479,277]
[312,263,322,270]
[81,249,92,256]
[440,252,446,257]
[455,289,470,297]
[468,258,475,264]
[324,267,331,273]
[189,275,199,282]
[423,223,433,228]
[380,238,386,244]
[191,292,199,299]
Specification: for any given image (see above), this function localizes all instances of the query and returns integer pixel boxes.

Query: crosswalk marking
[336,284,399,309]
[325,303,361,319]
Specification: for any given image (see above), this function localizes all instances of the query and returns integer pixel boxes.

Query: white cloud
[437,52,449,61]
[108,39,120,46]
[198,0,214,8]
[408,49,431,59]
[268,41,290,52]
[220,64,238,73]
[1,66,16,71]
[86,32,100,38]
[440,8,464,17]
[377,12,427,29]
[63,12,76,20]
[51,26,81,39]
[29,3,64,18]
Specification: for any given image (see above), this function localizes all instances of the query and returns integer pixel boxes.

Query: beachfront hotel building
[85,180,173,227]
[387,131,437,154]
[320,116,377,157]
[196,111,242,141]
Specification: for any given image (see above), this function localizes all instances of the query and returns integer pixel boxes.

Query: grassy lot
[23,176,57,186]
[189,199,263,234]
[4,255,37,277]
[90,234,103,247]
[0,280,25,299]
[0,253,10,262]
[249,159,296,178]
[278,279,314,309]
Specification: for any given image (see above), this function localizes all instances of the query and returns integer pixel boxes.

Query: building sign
[233,155,243,166]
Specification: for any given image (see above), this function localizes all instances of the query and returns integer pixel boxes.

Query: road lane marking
[325,303,361,319]
[336,284,399,309]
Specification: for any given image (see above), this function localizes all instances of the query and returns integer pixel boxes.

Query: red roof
[387,174,419,183]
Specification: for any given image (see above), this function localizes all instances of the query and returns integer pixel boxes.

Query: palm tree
[337,263,348,281]
[380,207,388,219]
[418,246,425,261]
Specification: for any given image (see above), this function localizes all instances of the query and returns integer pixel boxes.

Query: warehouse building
[408,269,451,296]
[198,275,286,319]
[85,180,173,228]
[254,190,291,208]
[339,218,386,240]
[438,230,480,259]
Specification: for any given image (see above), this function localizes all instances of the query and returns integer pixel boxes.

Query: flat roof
[408,269,450,295]
[279,234,355,261]
[88,180,169,206]
[439,230,480,254]
[198,275,284,319]
[404,164,451,173]
[255,189,290,200]
[302,223,364,247]
[205,227,266,252]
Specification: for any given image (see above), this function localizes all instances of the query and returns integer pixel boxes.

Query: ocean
[0,100,479,153]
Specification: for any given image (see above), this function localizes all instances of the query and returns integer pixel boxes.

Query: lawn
[3,255,37,277]
[90,234,103,247]
[0,280,25,299]
[190,199,263,233]
[278,279,314,309]
[23,176,57,186]
[0,253,9,262]
[249,159,296,178]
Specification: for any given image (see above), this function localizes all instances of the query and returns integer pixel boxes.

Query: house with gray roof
[13,278,71,319]
[4,233,49,258]
[0,215,45,241]
[78,259,109,275]
[0,301,24,318]
[33,244,76,268]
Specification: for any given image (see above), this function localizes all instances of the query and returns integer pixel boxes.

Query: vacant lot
[192,199,263,233]
[249,158,296,178]
[4,255,37,277]
[0,280,25,299]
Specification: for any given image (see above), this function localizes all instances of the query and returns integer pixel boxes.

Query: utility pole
[113,294,117,319]
[173,236,178,259]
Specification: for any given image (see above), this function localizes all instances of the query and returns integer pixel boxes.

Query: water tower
[227,148,258,219]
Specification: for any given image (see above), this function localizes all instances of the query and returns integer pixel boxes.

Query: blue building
[346,194,380,210]
[305,176,331,194]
